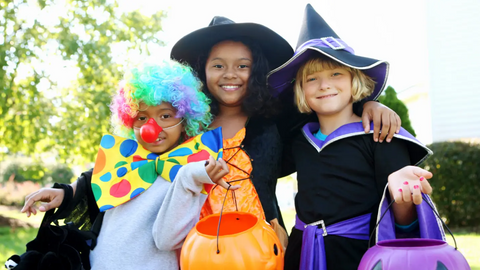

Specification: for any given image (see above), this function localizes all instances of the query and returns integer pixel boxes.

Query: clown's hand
[205,156,240,191]
[388,166,433,205]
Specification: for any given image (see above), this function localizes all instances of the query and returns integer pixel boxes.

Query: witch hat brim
[171,16,293,71]
[267,4,389,101]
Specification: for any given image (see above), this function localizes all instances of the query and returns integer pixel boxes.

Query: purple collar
[301,122,432,165]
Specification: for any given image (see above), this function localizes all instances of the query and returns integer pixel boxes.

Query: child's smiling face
[303,67,353,116]
[133,102,184,154]
[205,40,252,108]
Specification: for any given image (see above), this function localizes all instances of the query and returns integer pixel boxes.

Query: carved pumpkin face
[180,212,284,270]
[358,239,470,270]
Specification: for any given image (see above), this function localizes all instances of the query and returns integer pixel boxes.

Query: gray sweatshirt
[89,161,213,270]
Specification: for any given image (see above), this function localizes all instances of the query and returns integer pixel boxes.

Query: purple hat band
[297,37,355,55]
[267,36,389,101]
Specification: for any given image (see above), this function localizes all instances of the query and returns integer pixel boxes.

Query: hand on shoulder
[362,101,402,143]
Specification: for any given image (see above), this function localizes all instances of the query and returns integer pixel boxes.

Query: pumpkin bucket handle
[368,194,457,249]
[216,184,237,254]
[211,148,248,254]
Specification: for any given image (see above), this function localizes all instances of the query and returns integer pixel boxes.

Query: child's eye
[238,64,249,69]
[306,77,316,82]
[160,114,172,119]
[213,64,223,68]
[138,116,147,121]
[332,72,342,77]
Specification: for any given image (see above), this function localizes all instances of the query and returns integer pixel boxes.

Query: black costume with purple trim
[284,122,444,270]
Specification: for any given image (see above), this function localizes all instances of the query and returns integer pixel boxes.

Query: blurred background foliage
[423,141,480,231]
[2,162,73,185]
[0,0,165,166]
[378,86,416,137]
[380,88,479,231]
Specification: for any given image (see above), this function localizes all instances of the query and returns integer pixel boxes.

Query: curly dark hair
[194,37,280,118]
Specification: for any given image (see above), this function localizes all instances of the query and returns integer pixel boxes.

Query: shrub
[2,162,74,185]
[2,163,26,183]
[47,164,74,184]
[1,162,46,184]
[423,141,480,230]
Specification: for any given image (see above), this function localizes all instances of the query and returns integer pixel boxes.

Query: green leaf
[0,0,166,164]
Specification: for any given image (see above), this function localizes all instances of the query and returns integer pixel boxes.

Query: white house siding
[426,0,480,142]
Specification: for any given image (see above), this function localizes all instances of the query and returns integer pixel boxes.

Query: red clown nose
[140,118,163,143]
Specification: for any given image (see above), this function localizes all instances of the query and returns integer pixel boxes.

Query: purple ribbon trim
[376,194,445,242]
[295,213,371,270]
[302,122,425,153]
[296,38,355,55]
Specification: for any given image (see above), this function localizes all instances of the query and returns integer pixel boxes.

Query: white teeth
[156,138,161,142]
[222,85,239,89]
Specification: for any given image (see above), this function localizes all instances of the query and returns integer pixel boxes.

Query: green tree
[0,0,165,164]
[378,86,416,136]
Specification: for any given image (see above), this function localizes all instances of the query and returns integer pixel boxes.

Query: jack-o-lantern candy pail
[358,238,470,270]
[180,212,284,270]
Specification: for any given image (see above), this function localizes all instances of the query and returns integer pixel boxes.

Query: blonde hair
[293,56,376,113]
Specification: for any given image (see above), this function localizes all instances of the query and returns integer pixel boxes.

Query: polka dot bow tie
[91,127,223,212]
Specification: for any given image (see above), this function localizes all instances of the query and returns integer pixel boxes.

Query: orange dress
[200,127,265,221]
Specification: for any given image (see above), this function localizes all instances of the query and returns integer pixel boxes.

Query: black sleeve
[278,133,297,178]
[50,183,73,220]
[273,88,315,142]
[274,100,314,178]
[373,138,411,196]
[242,119,280,224]
[56,168,99,231]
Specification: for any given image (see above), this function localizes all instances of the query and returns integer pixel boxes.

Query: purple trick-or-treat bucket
[358,238,470,270]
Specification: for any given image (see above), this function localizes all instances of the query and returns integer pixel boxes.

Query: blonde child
[267,4,444,269]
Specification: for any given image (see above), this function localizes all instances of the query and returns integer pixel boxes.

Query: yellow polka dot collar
[91,127,223,212]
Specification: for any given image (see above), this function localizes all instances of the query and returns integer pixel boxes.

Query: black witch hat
[171,16,293,71]
[267,4,389,101]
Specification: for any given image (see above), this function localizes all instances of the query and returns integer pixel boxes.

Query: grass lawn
[444,233,480,269]
[0,206,44,263]
[0,226,37,264]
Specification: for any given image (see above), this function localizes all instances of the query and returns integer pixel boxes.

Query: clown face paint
[133,102,184,154]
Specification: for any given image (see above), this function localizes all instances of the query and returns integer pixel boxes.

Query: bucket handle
[211,147,246,254]
[215,184,235,254]
[368,194,457,249]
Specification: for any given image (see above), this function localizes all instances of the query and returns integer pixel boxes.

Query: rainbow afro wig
[110,59,212,139]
